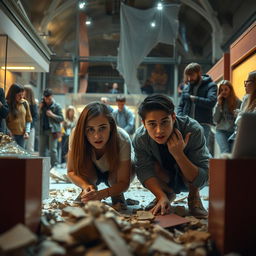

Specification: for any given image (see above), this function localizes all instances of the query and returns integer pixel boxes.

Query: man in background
[177,63,217,149]
[39,88,64,167]
[112,95,135,136]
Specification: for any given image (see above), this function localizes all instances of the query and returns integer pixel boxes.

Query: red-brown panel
[209,159,256,255]
[223,53,230,81]
[230,22,256,67]
[207,53,230,82]
[0,158,42,234]
[207,56,224,82]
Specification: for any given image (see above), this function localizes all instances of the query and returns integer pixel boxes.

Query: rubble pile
[0,201,213,256]
[0,133,31,156]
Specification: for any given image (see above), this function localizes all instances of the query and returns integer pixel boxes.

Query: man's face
[44,95,53,105]
[117,101,125,111]
[143,110,176,144]
[187,72,201,85]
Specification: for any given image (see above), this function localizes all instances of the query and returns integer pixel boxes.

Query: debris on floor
[0,201,214,256]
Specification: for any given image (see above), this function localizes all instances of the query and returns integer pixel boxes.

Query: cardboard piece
[154,214,189,228]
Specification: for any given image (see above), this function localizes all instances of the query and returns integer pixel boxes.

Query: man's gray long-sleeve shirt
[132,116,210,191]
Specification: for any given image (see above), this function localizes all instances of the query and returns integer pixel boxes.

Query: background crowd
[0,63,256,167]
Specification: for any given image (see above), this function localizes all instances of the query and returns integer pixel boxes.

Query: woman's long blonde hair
[24,85,36,105]
[68,102,120,177]
[65,105,76,122]
[245,71,256,111]
[217,80,238,113]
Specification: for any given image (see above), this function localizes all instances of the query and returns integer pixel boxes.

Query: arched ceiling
[20,0,256,63]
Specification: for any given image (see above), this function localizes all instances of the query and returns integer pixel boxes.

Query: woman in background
[228,71,256,144]
[67,102,134,208]
[23,85,38,152]
[238,71,256,117]
[6,83,32,147]
[213,80,241,153]
[61,105,77,164]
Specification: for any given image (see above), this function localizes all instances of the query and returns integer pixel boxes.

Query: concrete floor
[46,166,209,215]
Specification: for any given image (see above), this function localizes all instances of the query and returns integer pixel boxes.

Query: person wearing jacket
[213,80,241,153]
[0,87,9,133]
[6,83,32,147]
[39,88,64,167]
[177,63,217,148]
[112,95,135,136]
[133,94,210,218]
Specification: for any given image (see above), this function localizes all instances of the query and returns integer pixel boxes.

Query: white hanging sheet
[117,3,180,93]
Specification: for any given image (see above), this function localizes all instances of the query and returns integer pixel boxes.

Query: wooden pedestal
[0,158,43,234]
[209,159,256,255]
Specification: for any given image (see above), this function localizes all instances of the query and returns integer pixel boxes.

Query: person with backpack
[6,83,32,147]
[112,95,135,136]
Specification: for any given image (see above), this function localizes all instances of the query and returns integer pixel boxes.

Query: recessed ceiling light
[79,1,86,9]
[157,3,163,10]
[1,66,35,70]
[151,22,156,27]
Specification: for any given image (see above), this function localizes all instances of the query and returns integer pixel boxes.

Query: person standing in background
[213,80,241,153]
[177,63,217,150]
[109,83,119,94]
[0,87,9,133]
[112,95,135,136]
[23,85,38,152]
[61,105,77,165]
[39,88,64,167]
[6,83,32,147]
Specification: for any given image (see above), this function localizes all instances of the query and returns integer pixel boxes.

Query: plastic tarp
[117,3,180,93]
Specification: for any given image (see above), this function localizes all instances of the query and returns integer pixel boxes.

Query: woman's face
[68,109,75,119]
[245,77,255,94]
[15,92,23,103]
[85,114,111,150]
[219,85,231,98]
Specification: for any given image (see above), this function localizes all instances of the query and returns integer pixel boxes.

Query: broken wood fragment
[0,224,37,252]
[62,206,86,219]
[95,219,133,256]
[136,211,155,221]
[150,235,184,255]
[69,217,100,243]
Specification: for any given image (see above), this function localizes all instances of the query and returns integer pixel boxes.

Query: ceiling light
[1,66,35,70]
[79,1,86,9]
[85,17,92,26]
[151,22,156,28]
[157,3,163,10]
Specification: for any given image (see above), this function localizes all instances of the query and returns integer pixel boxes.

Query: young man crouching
[133,94,209,217]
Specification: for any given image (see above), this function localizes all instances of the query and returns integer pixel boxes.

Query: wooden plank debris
[37,240,66,256]
[0,224,37,252]
[95,219,133,256]
[69,217,100,243]
[150,235,184,255]
[179,230,210,243]
[136,211,155,221]
[51,223,76,245]
[62,206,86,219]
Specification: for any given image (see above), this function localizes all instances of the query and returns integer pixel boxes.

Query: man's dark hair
[43,88,53,97]
[138,94,175,120]
[184,63,201,76]
[116,95,126,102]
